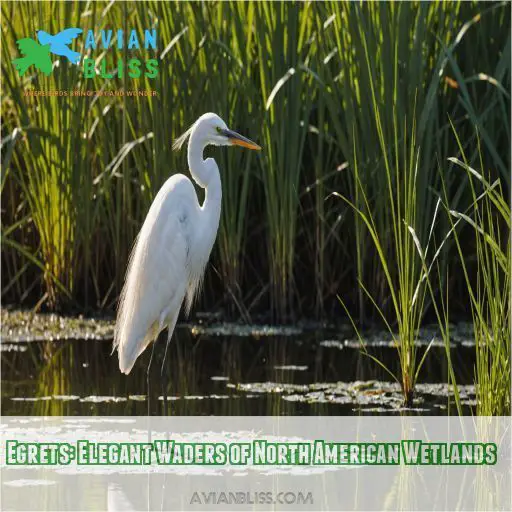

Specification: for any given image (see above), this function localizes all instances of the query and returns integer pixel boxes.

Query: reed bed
[445,135,510,415]
[1,1,510,409]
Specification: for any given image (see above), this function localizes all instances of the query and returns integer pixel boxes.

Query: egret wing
[114,175,197,374]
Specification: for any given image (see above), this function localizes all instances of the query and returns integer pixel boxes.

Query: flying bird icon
[12,38,53,76]
[37,28,82,64]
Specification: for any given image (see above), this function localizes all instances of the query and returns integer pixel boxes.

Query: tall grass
[256,2,316,318]
[406,131,510,415]
[2,2,97,307]
[336,114,438,406]
[446,144,510,416]
[315,1,509,321]
[1,1,510,331]
[320,1,477,405]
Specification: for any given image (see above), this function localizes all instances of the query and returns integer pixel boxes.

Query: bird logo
[36,28,82,64]
[12,38,53,76]
[12,28,82,76]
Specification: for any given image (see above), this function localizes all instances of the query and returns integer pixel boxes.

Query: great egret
[113,112,261,412]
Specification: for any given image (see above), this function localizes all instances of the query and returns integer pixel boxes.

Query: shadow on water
[1,326,476,415]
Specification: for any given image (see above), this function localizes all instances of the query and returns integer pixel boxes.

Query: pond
[1,311,477,415]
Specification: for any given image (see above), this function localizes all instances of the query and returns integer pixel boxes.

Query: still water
[1,321,476,415]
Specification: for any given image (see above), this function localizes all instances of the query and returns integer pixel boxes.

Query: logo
[13,28,82,76]
[12,28,159,79]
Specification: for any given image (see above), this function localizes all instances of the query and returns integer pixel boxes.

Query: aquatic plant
[1,1,509,334]
[446,141,510,416]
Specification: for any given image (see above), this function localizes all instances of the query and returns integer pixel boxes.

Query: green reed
[446,139,510,416]
[255,2,317,318]
[1,0,510,340]
[336,114,434,406]
[322,1,509,405]
[319,1,459,404]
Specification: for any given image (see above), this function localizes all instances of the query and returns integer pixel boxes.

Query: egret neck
[186,125,222,267]
[187,126,222,199]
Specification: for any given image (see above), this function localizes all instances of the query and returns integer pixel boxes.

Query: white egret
[112,112,261,412]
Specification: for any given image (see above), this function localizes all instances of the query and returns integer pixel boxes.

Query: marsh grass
[316,1,510,321]
[406,131,510,415]
[255,2,317,319]
[1,1,510,342]
[336,115,435,406]
[446,143,510,416]
[323,1,467,405]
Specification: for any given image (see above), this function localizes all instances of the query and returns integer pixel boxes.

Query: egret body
[113,113,260,381]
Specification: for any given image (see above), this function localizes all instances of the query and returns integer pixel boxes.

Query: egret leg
[160,330,172,416]
[146,340,158,416]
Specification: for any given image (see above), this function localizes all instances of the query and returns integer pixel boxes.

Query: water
[1,320,476,415]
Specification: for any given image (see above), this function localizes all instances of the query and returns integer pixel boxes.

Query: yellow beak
[222,129,262,150]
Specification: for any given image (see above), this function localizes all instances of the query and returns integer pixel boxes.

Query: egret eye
[216,127,222,133]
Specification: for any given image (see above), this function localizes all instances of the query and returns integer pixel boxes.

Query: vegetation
[1,2,510,412]
[445,139,510,416]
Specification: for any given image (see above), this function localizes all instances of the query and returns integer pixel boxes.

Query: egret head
[173,113,261,152]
